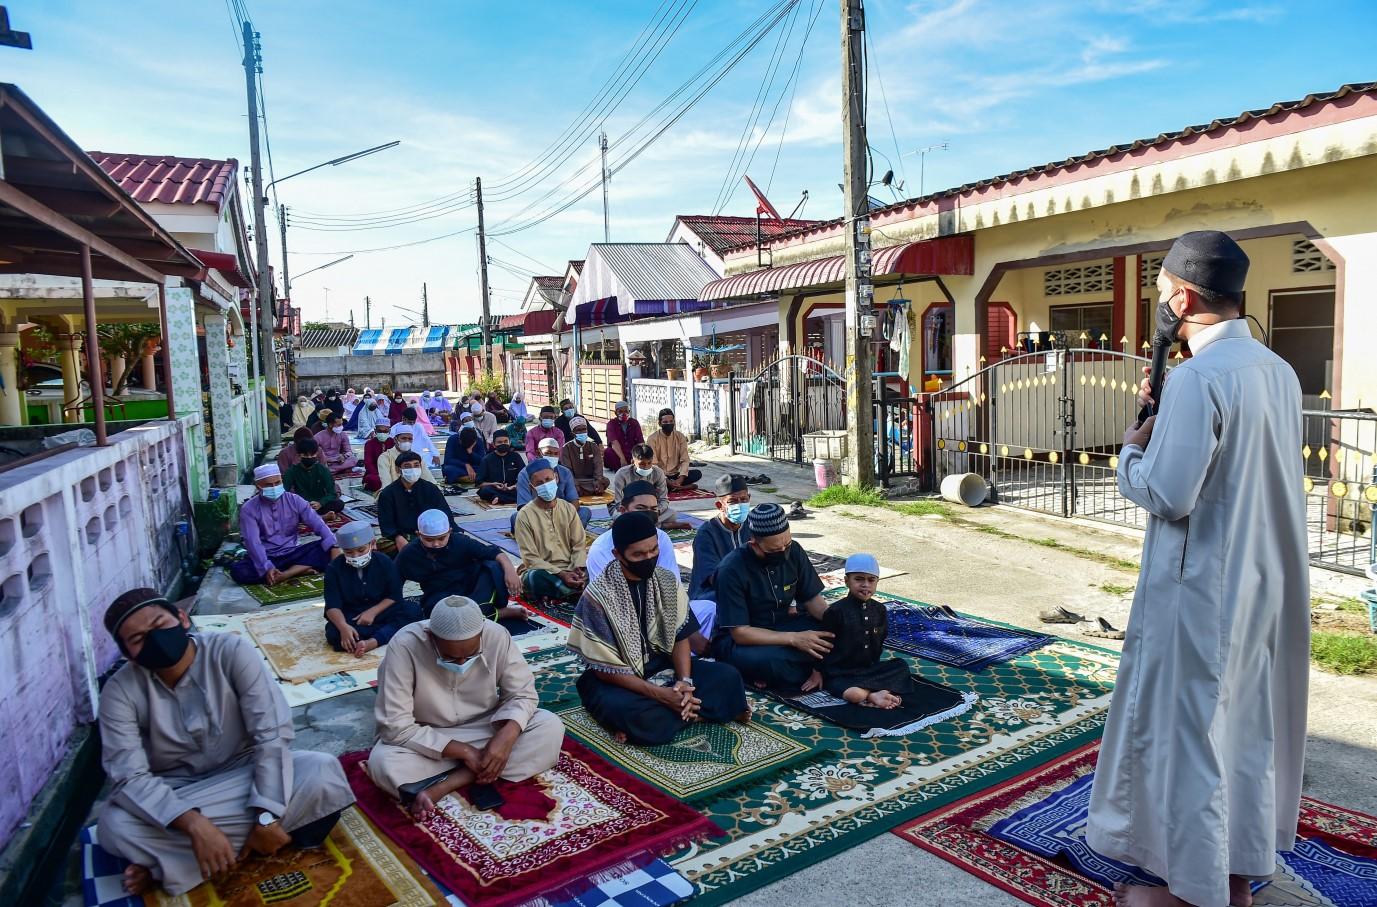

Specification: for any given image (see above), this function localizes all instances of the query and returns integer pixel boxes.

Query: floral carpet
[533,637,1120,905]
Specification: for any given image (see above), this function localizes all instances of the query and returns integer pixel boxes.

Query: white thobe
[97,632,355,895]
[1087,319,1310,907]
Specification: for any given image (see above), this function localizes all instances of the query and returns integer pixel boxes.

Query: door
[1269,289,1335,396]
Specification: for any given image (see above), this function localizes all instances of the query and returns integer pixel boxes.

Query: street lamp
[902,142,949,196]
[272,140,401,298]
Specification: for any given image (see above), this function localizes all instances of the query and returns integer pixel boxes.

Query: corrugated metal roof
[299,328,358,349]
[89,152,237,210]
[720,82,1377,253]
[587,243,720,305]
[673,215,823,254]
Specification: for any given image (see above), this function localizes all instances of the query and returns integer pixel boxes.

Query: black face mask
[1154,288,1184,344]
[623,554,658,580]
[300,457,318,466]
[133,624,190,670]
[756,546,787,567]
[494,445,510,455]
[660,423,675,435]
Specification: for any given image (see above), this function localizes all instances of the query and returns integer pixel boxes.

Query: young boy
[818,553,905,709]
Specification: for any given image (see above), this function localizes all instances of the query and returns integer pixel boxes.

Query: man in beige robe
[368,595,564,817]
[96,589,355,897]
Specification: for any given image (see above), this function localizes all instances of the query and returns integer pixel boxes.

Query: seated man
[513,462,589,601]
[324,521,423,656]
[396,508,524,622]
[313,412,359,475]
[276,426,313,475]
[400,407,440,467]
[647,408,701,490]
[442,427,487,485]
[558,416,609,497]
[523,404,565,461]
[709,503,832,690]
[377,451,454,553]
[97,589,355,897]
[475,431,525,504]
[368,596,565,819]
[569,513,748,746]
[555,398,602,445]
[514,437,591,528]
[604,399,642,471]
[610,444,690,530]
[586,481,712,653]
[283,437,345,516]
[230,464,341,586]
[377,423,416,489]
[467,399,498,444]
[688,474,754,640]
[361,418,393,493]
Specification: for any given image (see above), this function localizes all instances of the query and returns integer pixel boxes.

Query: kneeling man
[368,596,565,818]
[97,589,355,896]
[569,512,748,745]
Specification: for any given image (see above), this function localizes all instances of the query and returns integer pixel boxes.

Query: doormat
[666,487,714,501]
[341,739,720,907]
[894,741,1377,907]
[243,600,385,682]
[242,573,326,606]
[560,705,831,803]
[79,806,443,907]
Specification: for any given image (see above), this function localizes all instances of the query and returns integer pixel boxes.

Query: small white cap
[428,596,485,641]
[416,509,451,536]
[253,464,281,482]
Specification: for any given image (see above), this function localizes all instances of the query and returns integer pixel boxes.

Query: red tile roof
[675,215,824,255]
[88,152,238,210]
[535,276,563,289]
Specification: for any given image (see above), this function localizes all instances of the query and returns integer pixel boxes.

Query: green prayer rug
[559,705,829,803]
[243,574,325,606]
[534,633,1119,905]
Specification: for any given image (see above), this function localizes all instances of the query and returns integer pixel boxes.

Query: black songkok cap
[714,473,749,496]
[1162,230,1250,296]
[611,511,658,552]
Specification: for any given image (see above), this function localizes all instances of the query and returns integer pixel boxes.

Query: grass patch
[1099,582,1135,596]
[1335,597,1369,615]
[891,500,951,518]
[758,485,778,493]
[808,485,889,508]
[1311,631,1377,675]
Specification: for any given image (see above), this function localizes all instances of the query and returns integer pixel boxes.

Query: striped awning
[700,235,975,301]
[419,325,449,353]
[351,328,387,356]
[631,299,718,316]
[573,296,624,327]
[385,327,410,354]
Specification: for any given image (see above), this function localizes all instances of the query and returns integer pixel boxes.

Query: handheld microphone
[1138,329,1174,425]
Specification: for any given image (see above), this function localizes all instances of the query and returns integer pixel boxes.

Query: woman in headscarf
[429,389,453,427]
[507,392,529,444]
[342,387,358,416]
[407,396,437,436]
[351,392,381,437]
[289,395,315,432]
[387,389,408,424]
[485,391,510,423]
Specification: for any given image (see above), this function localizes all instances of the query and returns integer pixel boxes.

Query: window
[1140,253,1164,288]
[1291,239,1334,273]
[923,304,954,374]
[1049,303,1113,345]
[1044,262,1113,296]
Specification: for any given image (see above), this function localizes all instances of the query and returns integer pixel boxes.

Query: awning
[700,234,974,301]
[351,328,387,355]
[385,327,411,354]
[520,309,560,338]
[574,295,625,327]
[187,247,252,289]
[616,299,779,344]
[631,299,718,316]
[497,313,527,330]
[421,325,449,353]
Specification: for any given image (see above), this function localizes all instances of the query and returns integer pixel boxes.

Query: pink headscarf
[408,397,437,435]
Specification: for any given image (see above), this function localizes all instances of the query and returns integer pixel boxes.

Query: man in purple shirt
[524,404,566,461]
[604,399,643,470]
[231,464,342,586]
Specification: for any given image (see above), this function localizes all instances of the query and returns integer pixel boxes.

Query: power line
[490,238,558,274]
[290,225,477,256]
[767,0,825,194]
[864,19,906,189]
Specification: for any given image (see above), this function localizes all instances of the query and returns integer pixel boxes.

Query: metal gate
[729,355,846,464]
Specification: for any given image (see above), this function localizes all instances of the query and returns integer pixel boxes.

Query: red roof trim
[702,236,974,300]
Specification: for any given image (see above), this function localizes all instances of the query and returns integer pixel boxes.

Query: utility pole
[474,177,493,372]
[243,19,281,444]
[599,130,610,242]
[421,282,429,327]
[277,203,291,301]
[349,309,355,329]
[365,295,371,329]
[840,0,875,485]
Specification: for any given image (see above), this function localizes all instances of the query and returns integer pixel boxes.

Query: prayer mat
[529,635,1121,905]
[457,517,521,556]
[559,705,832,802]
[586,513,703,541]
[341,739,721,907]
[824,588,1053,670]
[79,807,444,907]
[243,601,385,682]
[763,679,978,738]
[895,742,1377,907]
[666,486,714,501]
[242,573,326,606]
[473,496,517,510]
[426,858,695,907]
[440,493,480,517]
[579,490,615,506]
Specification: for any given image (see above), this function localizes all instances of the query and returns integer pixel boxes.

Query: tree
[97,323,162,395]
[302,321,329,331]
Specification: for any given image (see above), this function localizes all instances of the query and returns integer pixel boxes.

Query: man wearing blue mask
[688,474,754,644]
[513,436,591,528]
[559,415,609,497]
[231,464,341,586]
[368,595,564,819]
[513,463,589,601]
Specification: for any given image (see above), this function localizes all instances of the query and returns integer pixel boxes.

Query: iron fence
[728,355,846,465]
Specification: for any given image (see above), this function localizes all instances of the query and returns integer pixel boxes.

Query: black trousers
[577,656,747,746]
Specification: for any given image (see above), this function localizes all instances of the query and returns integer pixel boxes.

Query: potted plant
[665,366,685,380]
[691,354,710,382]
[708,351,731,379]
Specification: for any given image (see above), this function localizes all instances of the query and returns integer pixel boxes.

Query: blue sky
[6,1,1374,326]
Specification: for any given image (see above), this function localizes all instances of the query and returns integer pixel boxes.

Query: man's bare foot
[1229,876,1253,907]
[865,690,902,709]
[354,639,380,656]
[735,707,752,723]
[613,731,628,744]
[123,864,154,895]
[1114,883,1195,907]
[408,789,438,820]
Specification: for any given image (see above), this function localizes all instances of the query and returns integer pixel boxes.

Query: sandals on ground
[1037,606,1086,624]
[1084,617,1126,640]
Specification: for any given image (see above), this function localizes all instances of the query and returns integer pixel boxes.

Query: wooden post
[80,245,108,445]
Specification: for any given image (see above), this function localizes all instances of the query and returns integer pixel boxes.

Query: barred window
[1291,239,1334,273]
[1044,262,1113,296]
[1140,253,1164,288]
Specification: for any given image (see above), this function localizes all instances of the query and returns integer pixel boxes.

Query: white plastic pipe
[940,472,988,507]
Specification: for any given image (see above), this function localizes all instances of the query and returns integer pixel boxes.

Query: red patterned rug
[342,738,720,907]
[666,486,714,501]
[893,741,1377,907]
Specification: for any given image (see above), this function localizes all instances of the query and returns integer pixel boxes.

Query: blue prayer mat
[881,599,1052,670]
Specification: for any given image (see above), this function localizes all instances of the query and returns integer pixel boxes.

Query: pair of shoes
[787,501,808,520]
[739,472,771,485]
[1037,606,1086,624]
[1084,617,1126,640]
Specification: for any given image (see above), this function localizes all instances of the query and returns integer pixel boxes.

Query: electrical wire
[290,226,477,256]
[766,0,823,195]
[864,18,907,190]
[490,238,558,274]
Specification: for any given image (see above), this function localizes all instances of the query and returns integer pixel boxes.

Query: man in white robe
[96,589,355,896]
[1087,231,1309,907]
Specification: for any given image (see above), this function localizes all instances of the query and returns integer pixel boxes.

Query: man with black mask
[647,407,701,490]
[94,589,354,898]
[567,512,747,745]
